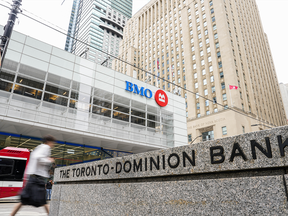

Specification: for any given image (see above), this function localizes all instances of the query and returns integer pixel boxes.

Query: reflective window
[0,81,13,92]
[45,84,69,97]
[113,104,129,114]
[91,106,111,117]
[43,93,68,106]
[16,76,44,90]
[14,84,42,99]
[0,71,15,82]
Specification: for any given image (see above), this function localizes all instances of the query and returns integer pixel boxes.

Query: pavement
[0,202,49,216]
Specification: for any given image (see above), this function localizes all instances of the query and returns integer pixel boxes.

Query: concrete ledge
[50,126,288,215]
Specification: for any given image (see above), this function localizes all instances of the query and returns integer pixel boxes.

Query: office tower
[112,0,286,142]
[65,0,80,52]
[65,0,133,68]
[279,83,288,120]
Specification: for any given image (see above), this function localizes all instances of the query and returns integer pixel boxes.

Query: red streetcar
[0,147,30,199]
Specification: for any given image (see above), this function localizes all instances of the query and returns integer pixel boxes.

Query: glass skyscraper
[65,0,133,68]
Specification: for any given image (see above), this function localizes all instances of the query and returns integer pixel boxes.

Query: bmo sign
[125,81,168,107]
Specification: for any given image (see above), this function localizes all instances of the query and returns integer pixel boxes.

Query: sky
[0,0,287,83]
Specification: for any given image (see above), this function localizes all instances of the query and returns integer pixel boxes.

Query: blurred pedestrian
[10,135,56,216]
[45,179,53,200]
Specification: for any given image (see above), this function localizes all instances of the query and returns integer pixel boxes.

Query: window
[195,83,198,88]
[193,63,196,69]
[201,59,204,65]
[204,89,208,95]
[203,13,206,19]
[208,56,212,62]
[206,110,210,115]
[198,33,202,39]
[209,1,213,6]
[202,6,205,11]
[192,54,196,60]
[222,126,227,135]
[220,72,224,78]
[205,29,208,35]
[202,69,206,75]
[196,18,200,23]
[197,113,201,118]
[194,73,197,79]
[216,42,219,48]
[212,16,215,22]
[211,86,215,93]
[211,8,214,14]
[205,100,209,106]
[196,103,200,109]
[242,126,245,133]
[214,108,218,113]
[210,76,214,82]
[218,61,222,68]
[200,51,204,57]
[222,93,227,101]
[204,22,207,27]
[213,97,217,104]
[217,51,221,58]
[196,93,199,99]
[192,46,195,52]
[203,79,207,85]
[188,134,192,142]
[199,42,203,48]
[221,82,225,89]
[207,47,211,53]
[213,25,217,31]
[206,38,209,44]
[202,130,214,141]
[214,33,218,39]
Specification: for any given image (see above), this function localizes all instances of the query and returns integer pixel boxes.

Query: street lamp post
[190,135,202,145]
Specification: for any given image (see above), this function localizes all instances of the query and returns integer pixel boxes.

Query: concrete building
[279,83,288,122]
[0,26,187,169]
[65,0,132,68]
[112,0,286,143]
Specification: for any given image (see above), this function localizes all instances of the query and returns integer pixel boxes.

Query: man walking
[10,135,56,216]
[46,180,53,200]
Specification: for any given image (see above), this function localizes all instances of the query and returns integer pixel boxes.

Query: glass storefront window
[13,84,42,99]
[71,91,91,103]
[43,93,68,106]
[91,106,111,117]
[113,103,129,114]
[131,109,145,118]
[0,71,15,82]
[45,84,69,97]
[131,116,145,126]
[16,76,44,90]
[113,111,129,122]
[0,132,132,179]
[0,81,13,92]
[93,97,112,109]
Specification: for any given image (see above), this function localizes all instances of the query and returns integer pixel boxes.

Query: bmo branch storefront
[0,28,187,171]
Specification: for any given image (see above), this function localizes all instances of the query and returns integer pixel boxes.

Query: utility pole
[0,0,22,68]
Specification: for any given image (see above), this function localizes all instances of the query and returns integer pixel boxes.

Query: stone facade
[50,126,288,215]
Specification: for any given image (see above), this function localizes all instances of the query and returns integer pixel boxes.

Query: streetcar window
[0,158,14,176]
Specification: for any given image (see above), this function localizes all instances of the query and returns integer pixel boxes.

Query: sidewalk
[0,202,49,216]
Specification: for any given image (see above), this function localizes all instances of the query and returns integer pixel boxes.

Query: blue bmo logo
[125,81,153,99]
